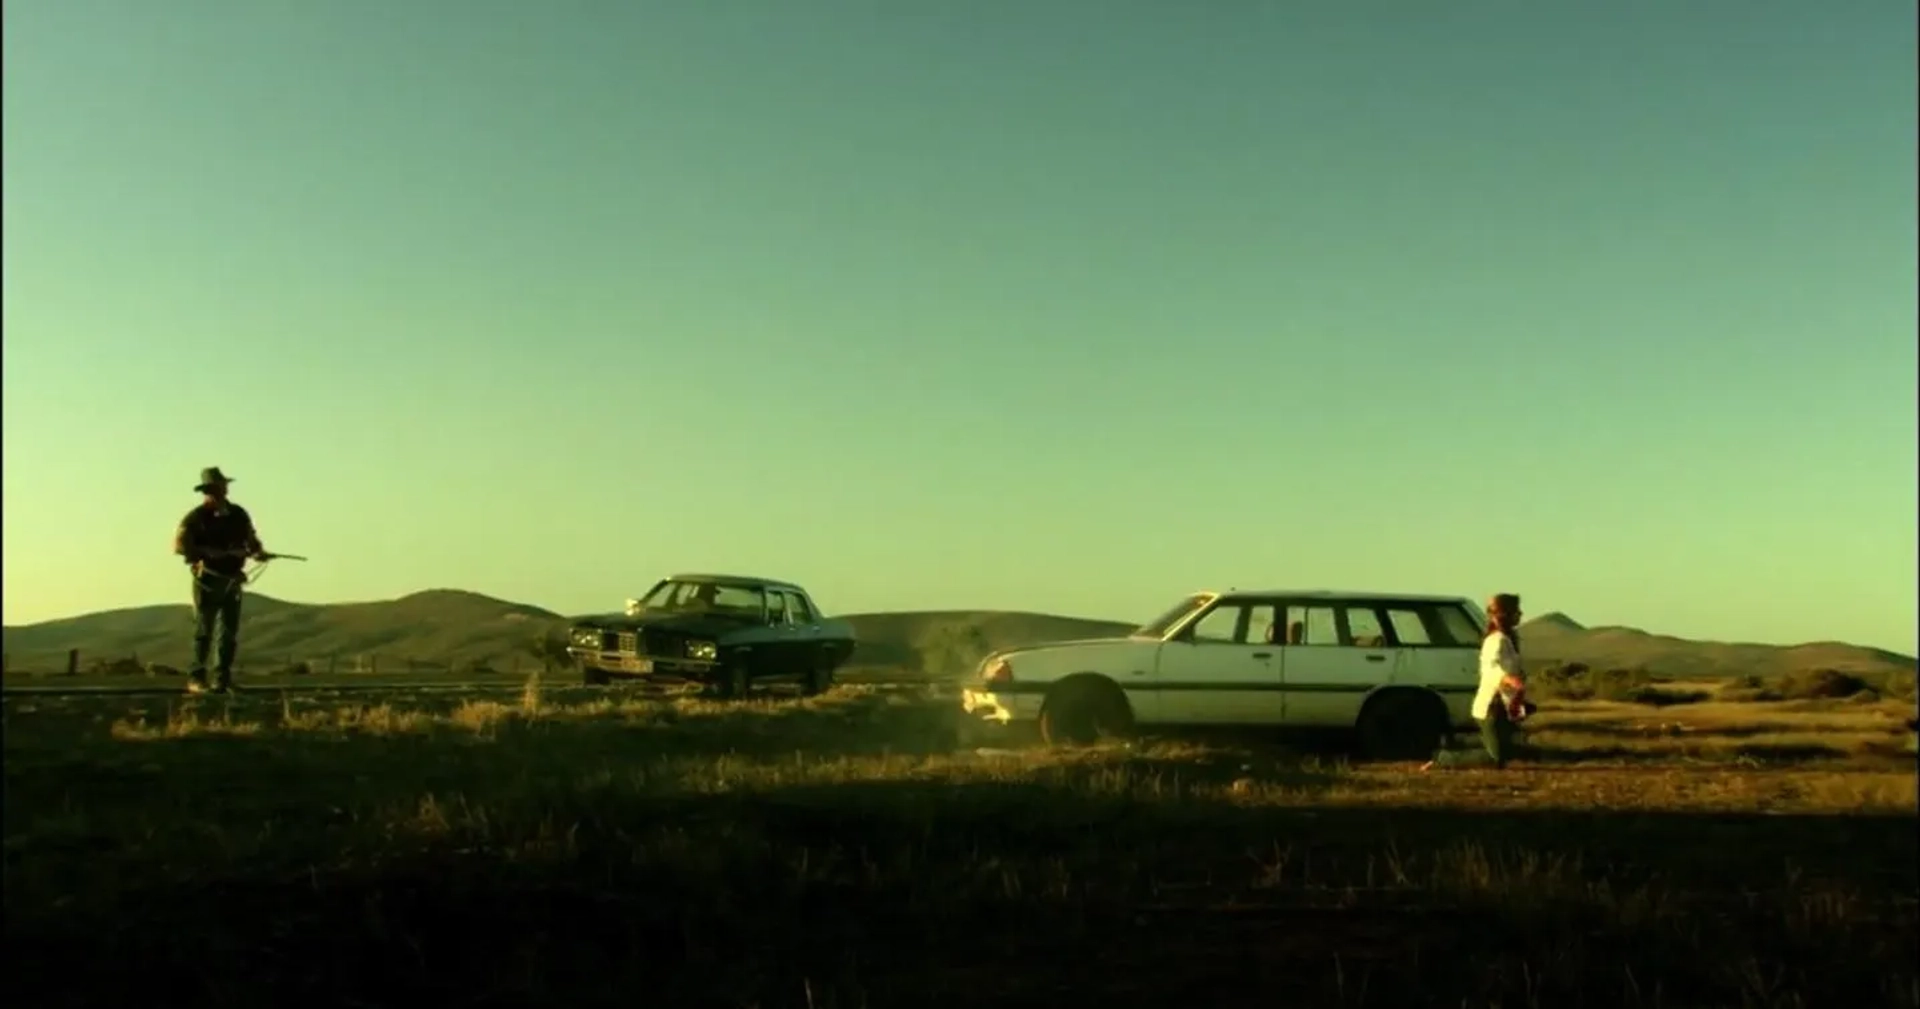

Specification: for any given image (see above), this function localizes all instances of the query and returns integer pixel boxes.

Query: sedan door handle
[1364,654,1387,663]
[1251,652,1272,659]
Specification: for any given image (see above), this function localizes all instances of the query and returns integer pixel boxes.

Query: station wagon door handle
[1364,654,1387,663]
[1251,652,1271,659]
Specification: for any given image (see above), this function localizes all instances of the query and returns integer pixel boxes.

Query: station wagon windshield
[635,579,766,617]
[1132,593,1215,639]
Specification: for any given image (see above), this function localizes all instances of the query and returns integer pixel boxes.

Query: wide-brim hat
[194,466,235,492]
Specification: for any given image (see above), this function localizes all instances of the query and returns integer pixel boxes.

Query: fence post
[66,649,79,676]
[327,653,338,676]
[370,653,379,676]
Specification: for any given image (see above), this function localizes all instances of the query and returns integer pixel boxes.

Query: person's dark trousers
[189,572,245,688]
[1480,701,1516,769]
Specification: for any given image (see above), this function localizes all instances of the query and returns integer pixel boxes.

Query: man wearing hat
[172,467,268,694]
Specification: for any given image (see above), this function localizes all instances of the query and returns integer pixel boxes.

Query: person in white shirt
[1423,593,1527,770]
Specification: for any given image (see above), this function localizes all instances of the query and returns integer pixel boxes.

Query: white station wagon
[961,589,1490,758]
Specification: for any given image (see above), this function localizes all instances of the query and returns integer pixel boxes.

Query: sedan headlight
[570,628,601,648]
[685,640,718,661]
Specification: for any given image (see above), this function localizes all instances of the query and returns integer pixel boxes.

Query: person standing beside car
[1423,593,1528,770]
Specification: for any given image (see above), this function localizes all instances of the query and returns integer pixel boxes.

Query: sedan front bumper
[567,648,717,679]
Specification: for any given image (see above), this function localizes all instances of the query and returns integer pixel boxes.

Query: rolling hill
[1518,613,1914,681]
[0,590,1134,677]
[0,590,570,672]
[2,592,1911,683]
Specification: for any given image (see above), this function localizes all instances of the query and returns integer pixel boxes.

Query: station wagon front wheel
[1039,679,1134,747]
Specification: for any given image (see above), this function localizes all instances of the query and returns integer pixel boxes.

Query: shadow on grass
[5,770,1916,1009]
[1515,739,1911,765]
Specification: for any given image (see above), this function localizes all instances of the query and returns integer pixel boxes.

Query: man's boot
[186,671,211,695]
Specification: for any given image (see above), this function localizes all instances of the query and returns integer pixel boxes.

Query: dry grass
[5,681,1916,1008]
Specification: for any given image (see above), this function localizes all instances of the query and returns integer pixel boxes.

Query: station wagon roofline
[1206,589,1473,604]
[664,573,806,592]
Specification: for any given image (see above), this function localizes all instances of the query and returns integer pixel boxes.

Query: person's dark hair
[1485,593,1522,652]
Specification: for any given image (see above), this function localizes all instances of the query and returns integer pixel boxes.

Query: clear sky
[3,0,1914,651]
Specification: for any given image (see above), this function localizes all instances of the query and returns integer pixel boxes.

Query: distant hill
[4,592,1910,683]
[1,590,568,672]
[0,591,1133,677]
[1523,611,1585,634]
[1518,614,1914,681]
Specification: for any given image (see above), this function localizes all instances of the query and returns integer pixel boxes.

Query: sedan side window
[785,592,815,624]
[764,592,789,625]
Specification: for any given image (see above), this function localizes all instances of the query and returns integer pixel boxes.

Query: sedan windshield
[636,579,766,617]
[1132,593,1215,639]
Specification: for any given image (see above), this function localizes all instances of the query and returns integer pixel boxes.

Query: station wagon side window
[1279,604,1340,646]
[1433,605,1483,647]
[1181,601,1278,644]
[784,592,815,624]
[1342,605,1390,648]
[763,591,788,625]
[1382,607,1436,647]
[1186,603,1250,643]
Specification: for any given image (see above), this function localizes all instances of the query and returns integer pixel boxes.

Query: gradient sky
[3,0,1915,651]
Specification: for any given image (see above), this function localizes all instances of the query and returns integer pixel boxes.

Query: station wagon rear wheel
[1356,691,1447,761]
[581,664,610,687]
[1039,679,1134,747]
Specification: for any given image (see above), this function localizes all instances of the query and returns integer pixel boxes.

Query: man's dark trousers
[190,572,245,688]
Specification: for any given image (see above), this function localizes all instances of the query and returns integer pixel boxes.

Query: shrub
[1527,664,1653,702]
[1880,669,1917,702]
[1623,686,1710,707]
[1773,669,1870,701]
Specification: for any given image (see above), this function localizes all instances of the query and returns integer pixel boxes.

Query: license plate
[619,656,653,674]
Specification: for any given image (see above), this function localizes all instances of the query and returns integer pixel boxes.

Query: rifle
[191,548,309,587]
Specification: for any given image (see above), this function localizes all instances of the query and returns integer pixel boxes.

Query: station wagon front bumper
[961,687,1043,724]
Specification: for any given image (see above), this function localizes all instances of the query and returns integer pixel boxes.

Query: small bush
[1773,669,1870,701]
[1880,669,1917,701]
[1623,686,1709,707]
[1530,664,1653,702]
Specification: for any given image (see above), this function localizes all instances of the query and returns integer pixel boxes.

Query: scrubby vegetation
[5,682,1915,1007]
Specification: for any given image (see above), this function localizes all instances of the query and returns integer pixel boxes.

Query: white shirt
[1472,631,1524,720]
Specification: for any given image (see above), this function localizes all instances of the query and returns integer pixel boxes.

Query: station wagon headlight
[686,640,718,661]
[570,628,600,648]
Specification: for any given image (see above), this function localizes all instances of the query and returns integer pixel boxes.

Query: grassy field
[5,680,1917,1008]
